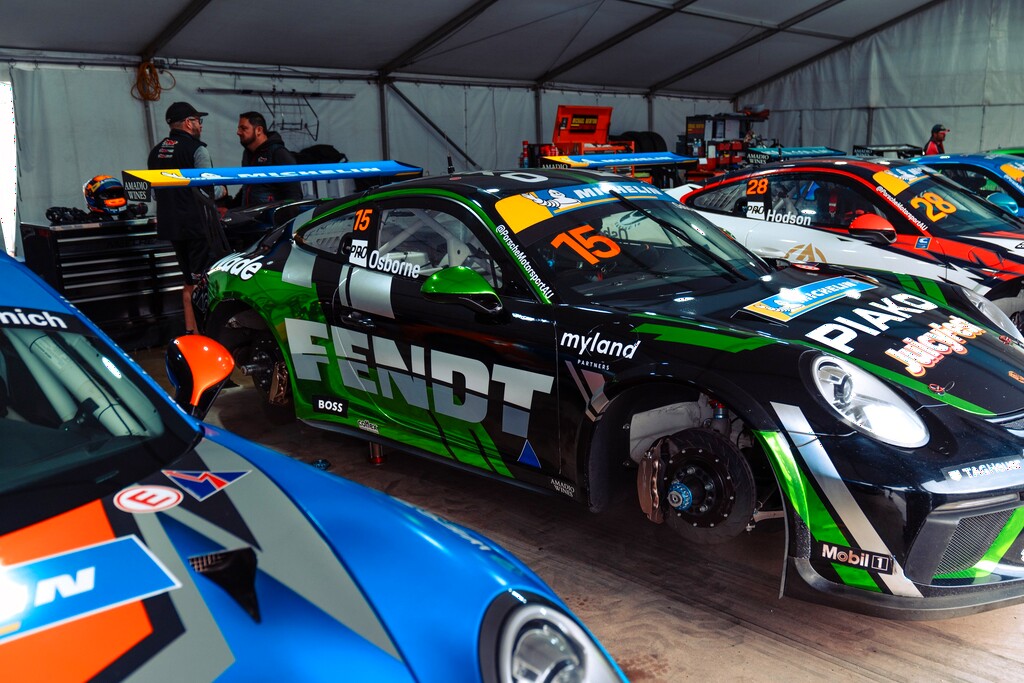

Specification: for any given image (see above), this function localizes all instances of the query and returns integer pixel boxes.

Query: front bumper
[763,403,1024,619]
[785,493,1024,619]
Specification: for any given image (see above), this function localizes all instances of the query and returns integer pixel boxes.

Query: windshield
[876,166,1024,235]
[0,309,195,514]
[496,185,769,302]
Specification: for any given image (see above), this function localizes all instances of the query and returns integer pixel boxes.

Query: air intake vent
[934,509,1014,577]
[189,547,260,622]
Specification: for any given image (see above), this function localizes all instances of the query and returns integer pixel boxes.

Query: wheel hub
[665,446,736,528]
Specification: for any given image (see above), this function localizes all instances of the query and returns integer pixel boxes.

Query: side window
[690,183,750,216]
[376,206,503,288]
[770,176,889,230]
[295,208,372,258]
[938,166,1002,197]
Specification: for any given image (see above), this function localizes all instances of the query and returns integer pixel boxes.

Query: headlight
[960,286,1024,342]
[810,355,929,448]
[496,601,623,683]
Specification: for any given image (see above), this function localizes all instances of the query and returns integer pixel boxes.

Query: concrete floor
[139,349,1024,683]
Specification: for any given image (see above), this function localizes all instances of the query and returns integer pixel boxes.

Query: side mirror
[421,266,503,315]
[166,335,235,418]
[848,213,897,244]
[986,191,1021,216]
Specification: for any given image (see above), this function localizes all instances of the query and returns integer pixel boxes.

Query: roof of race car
[1,254,71,313]
[699,156,921,188]
[913,153,1024,170]
[373,168,648,195]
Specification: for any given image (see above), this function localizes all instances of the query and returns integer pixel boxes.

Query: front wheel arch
[581,375,779,514]
[204,299,294,422]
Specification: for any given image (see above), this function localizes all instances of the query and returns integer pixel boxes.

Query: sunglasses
[186,117,204,125]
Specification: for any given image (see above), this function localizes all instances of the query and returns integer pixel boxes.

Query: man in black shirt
[147,101,227,334]
[234,111,304,207]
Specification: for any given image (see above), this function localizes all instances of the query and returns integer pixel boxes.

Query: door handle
[342,310,375,329]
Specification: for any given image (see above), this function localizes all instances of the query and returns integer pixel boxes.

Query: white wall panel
[8,61,730,255]
[744,0,1024,155]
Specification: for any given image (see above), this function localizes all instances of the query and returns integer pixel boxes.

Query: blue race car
[0,253,625,682]
[913,153,1024,216]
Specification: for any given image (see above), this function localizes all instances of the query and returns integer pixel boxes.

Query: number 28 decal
[551,225,620,264]
[746,178,768,195]
[910,192,956,222]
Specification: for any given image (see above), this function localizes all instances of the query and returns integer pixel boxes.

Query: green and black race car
[136,162,1024,619]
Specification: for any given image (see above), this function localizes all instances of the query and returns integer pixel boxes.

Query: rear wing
[851,143,923,159]
[745,146,845,165]
[121,160,424,202]
[540,152,696,168]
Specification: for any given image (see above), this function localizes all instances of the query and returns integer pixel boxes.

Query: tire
[615,131,642,153]
[637,131,662,153]
[656,428,756,545]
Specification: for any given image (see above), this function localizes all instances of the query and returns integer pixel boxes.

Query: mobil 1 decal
[285,318,555,474]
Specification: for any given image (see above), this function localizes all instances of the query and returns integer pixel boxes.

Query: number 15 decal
[551,225,621,264]
[354,208,373,231]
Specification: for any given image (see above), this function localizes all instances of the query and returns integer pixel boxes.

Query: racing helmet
[83,175,128,215]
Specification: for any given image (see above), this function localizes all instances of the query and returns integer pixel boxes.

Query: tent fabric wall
[744,0,1024,154]
[12,64,150,240]
[8,61,729,254]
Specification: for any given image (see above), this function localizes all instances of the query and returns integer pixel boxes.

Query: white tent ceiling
[2,0,942,99]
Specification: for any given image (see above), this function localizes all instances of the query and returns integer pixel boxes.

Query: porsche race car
[0,253,624,682]
[670,157,1024,334]
[912,153,1024,216]
[154,162,1024,619]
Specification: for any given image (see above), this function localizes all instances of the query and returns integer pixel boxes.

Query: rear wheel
[654,428,756,545]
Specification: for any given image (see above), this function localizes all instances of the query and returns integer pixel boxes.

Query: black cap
[932,123,949,134]
[166,101,209,124]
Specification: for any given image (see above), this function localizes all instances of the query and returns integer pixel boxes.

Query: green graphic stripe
[834,565,883,591]
[632,320,778,353]
[753,431,846,544]
[934,507,1024,580]
[633,315,990,414]
[843,353,992,415]
[893,273,946,305]
[754,430,879,591]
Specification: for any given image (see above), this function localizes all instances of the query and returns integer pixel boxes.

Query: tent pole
[378,78,390,159]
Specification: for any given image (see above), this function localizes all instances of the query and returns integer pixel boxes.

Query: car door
[321,195,564,481]
[726,172,942,276]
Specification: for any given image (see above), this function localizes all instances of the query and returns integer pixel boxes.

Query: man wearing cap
[925,124,949,155]
[147,101,228,335]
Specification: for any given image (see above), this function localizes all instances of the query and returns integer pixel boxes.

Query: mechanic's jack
[368,442,385,465]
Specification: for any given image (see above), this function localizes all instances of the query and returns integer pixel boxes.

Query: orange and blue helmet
[83,174,128,215]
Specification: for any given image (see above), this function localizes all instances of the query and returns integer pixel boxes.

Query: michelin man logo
[525,189,581,209]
